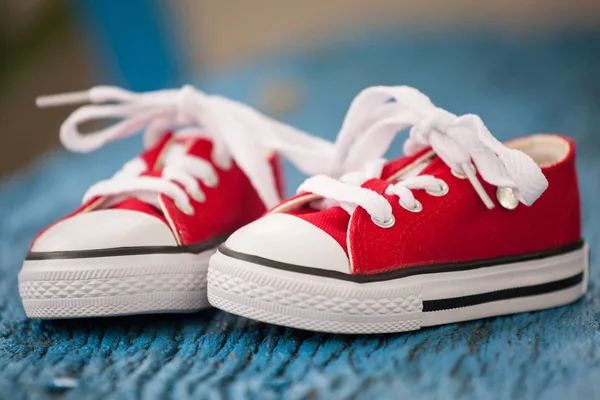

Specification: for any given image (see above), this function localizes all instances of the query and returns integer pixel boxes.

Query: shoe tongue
[358,147,436,195]
[416,154,450,177]
[140,133,174,168]
[380,147,435,181]
[185,137,214,159]
[153,135,214,170]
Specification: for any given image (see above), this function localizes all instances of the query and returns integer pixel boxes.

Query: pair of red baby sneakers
[19,85,588,334]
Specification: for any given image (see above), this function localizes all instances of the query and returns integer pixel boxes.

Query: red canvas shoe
[18,85,333,319]
[208,86,588,334]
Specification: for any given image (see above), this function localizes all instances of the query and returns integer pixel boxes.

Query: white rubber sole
[207,244,589,334]
[19,249,216,319]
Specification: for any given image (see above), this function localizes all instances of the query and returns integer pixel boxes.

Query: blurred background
[2,3,600,398]
[1,0,599,178]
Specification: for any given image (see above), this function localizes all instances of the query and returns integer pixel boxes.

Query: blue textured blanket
[1,32,599,399]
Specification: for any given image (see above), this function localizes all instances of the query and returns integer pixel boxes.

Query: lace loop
[297,85,548,224]
[329,86,435,176]
[38,85,335,210]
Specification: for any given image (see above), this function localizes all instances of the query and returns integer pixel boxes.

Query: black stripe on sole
[26,235,229,260]
[218,239,584,283]
[423,272,584,312]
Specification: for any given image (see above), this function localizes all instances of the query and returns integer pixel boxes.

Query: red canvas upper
[32,132,284,248]
[271,135,581,275]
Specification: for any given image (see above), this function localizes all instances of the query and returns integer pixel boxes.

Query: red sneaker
[208,86,588,334]
[18,85,333,319]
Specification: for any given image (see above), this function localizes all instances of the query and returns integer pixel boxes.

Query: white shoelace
[37,85,335,213]
[298,86,549,225]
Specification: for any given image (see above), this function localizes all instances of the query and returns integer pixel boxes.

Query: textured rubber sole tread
[19,250,215,318]
[207,245,588,334]
[23,292,209,319]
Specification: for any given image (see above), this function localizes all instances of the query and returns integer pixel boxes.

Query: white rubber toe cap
[224,213,351,274]
[32,209,177,252]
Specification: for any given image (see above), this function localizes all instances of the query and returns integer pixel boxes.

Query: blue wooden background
[1,30,600,399]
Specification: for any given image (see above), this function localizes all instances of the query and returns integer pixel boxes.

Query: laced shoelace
[298,86,549,226]
[38,85,335,214]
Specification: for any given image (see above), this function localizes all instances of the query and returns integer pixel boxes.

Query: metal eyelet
[400,199,423,213]
[371,214,395,228]
[426,179,449,197]
[496,187,519,210]
[451,164,476,179]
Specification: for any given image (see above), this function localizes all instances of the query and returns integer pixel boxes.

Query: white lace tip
[484,199,495,210]
[36,90,91,108]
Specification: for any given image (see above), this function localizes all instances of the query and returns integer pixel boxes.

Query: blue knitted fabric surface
[0,32,599,399]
